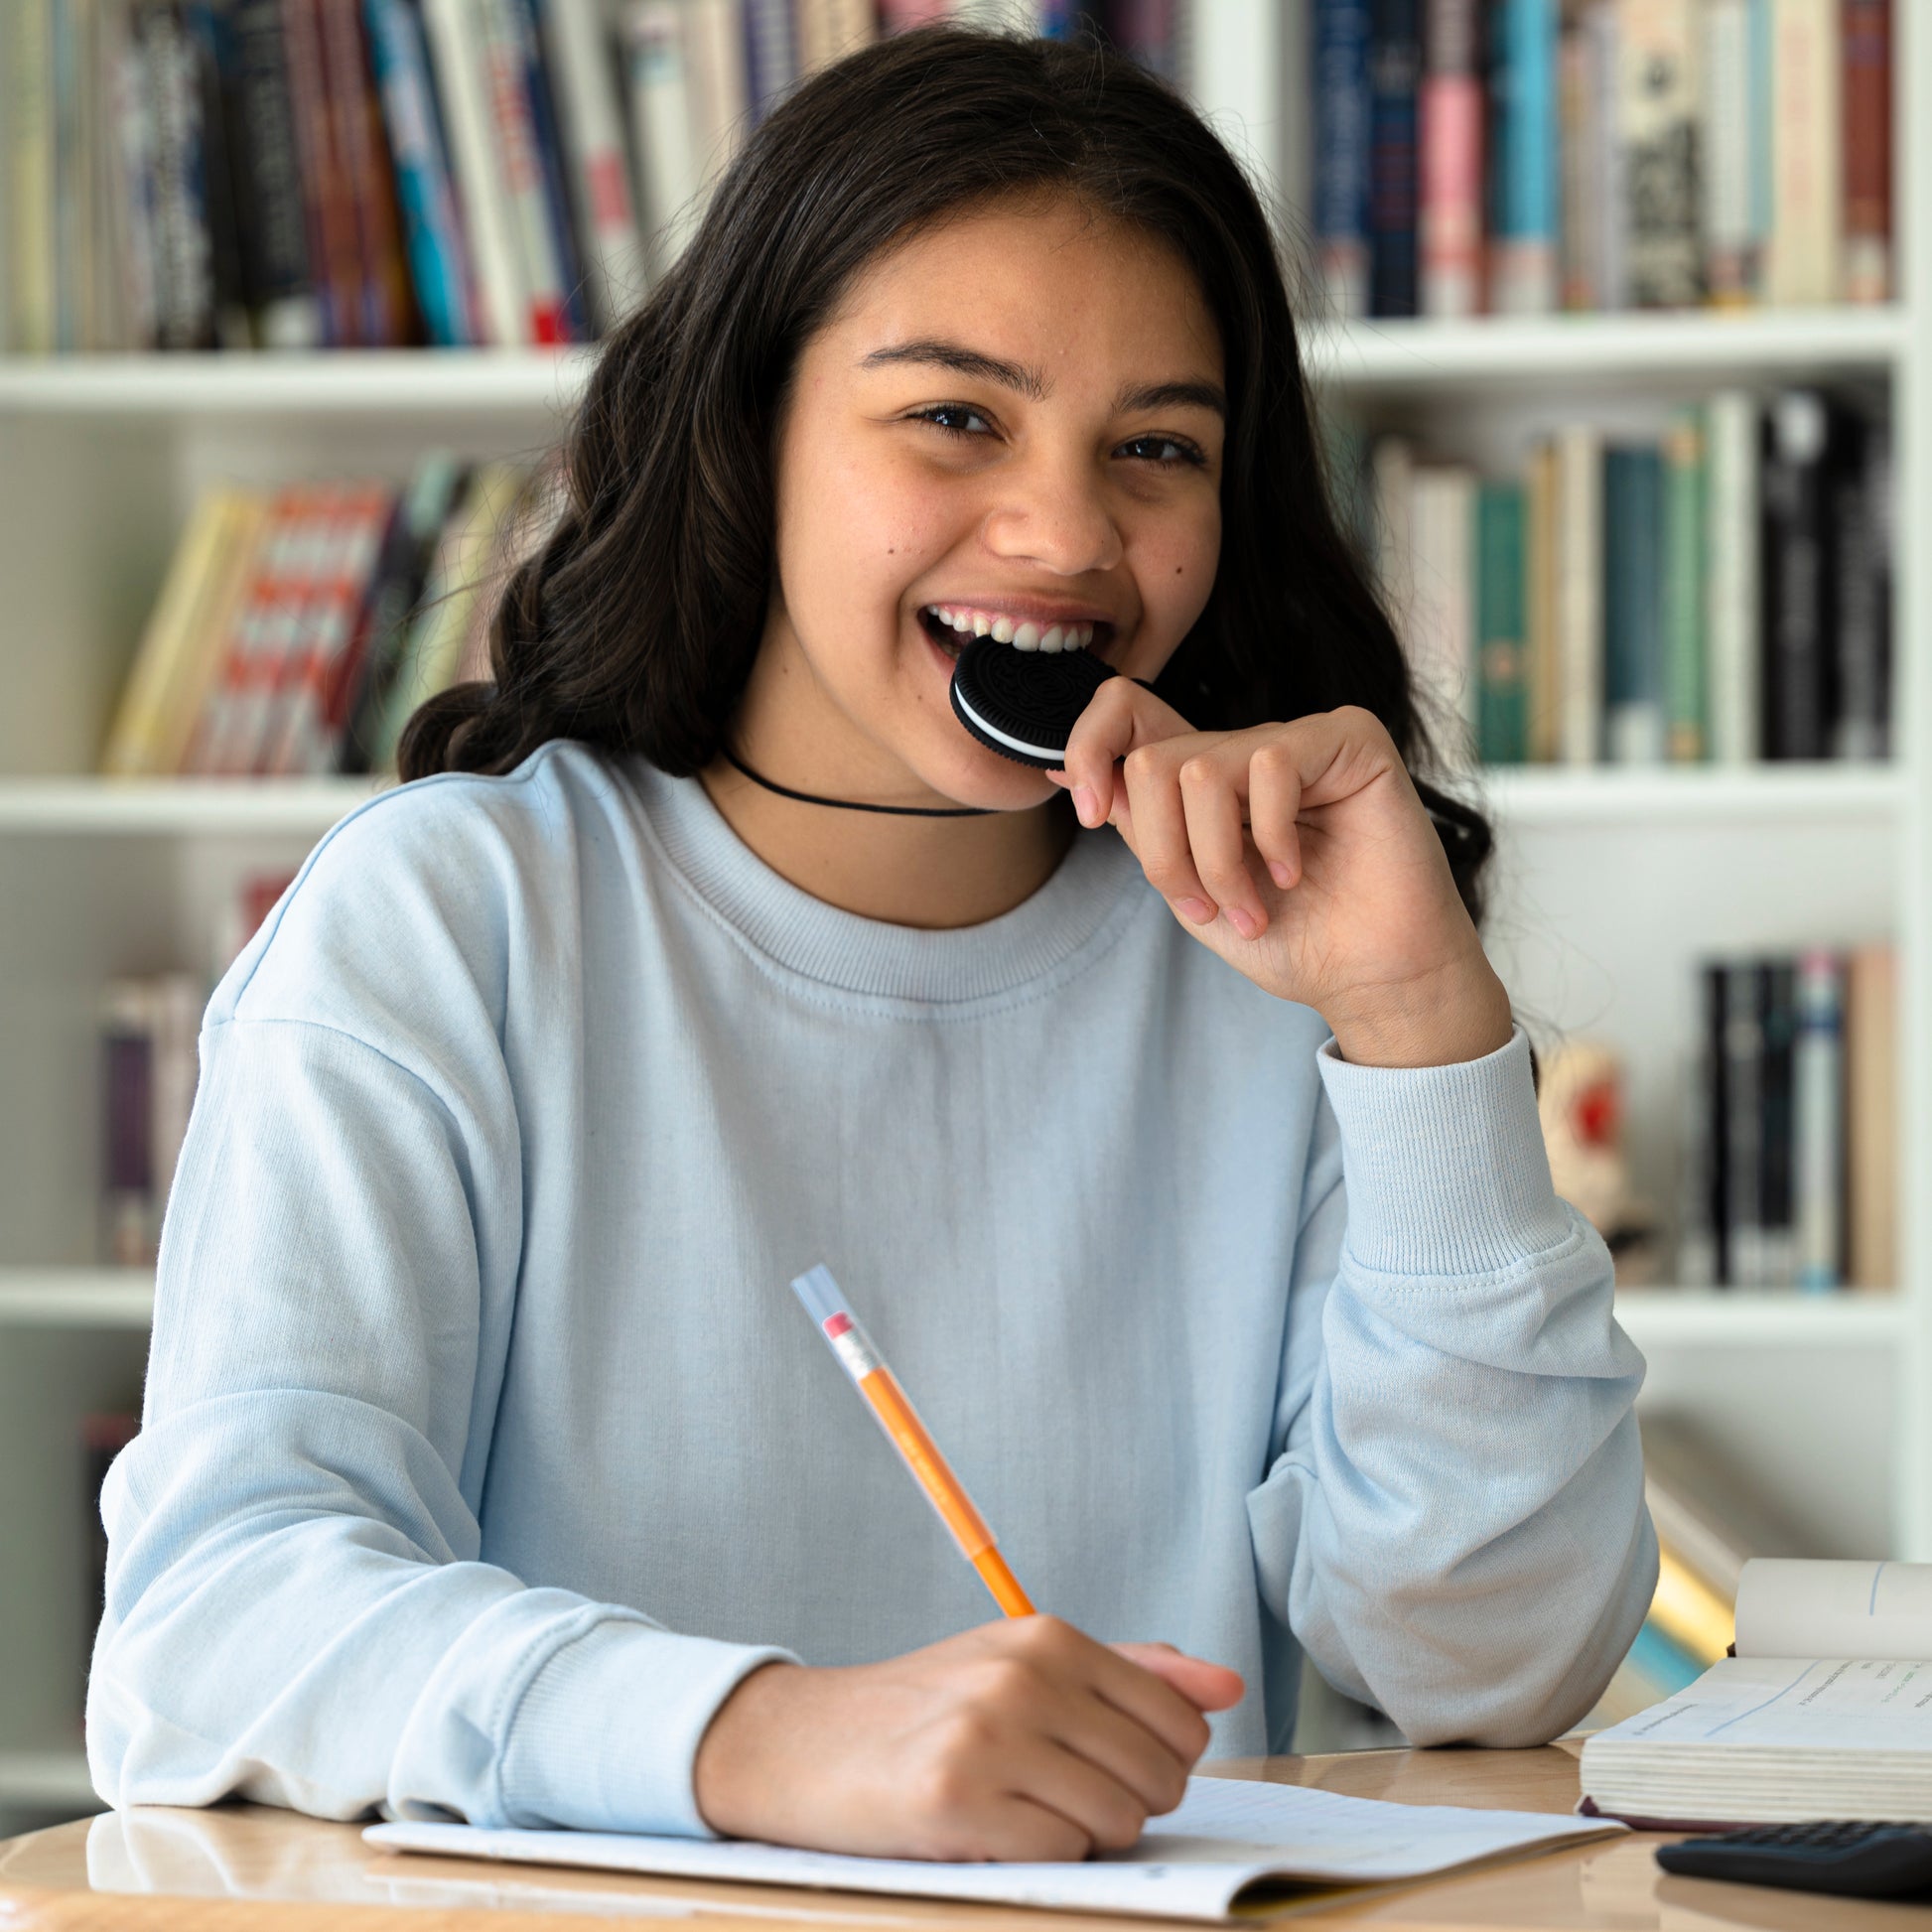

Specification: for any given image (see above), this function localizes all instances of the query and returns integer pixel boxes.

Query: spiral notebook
[366,1772,1621,1921]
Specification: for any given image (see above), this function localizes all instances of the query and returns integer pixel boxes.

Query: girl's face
[758,193,1226,810]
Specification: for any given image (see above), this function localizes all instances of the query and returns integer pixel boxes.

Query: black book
[1831,410,1891,760]
[1756,959,1797,1289]
[1367,0,1421,318]
[1701,962,1730,1287]
[1760,391,1834,760]
[1723,961,1763,1287]
[182,1,254,348]
[230,0,322,345]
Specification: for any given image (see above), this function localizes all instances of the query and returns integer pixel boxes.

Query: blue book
[513,0,591,342]
[1603,444,1665,763]
[364,0,474,346]
[742,0,796,121]
[1367,0,1421,318]
[1486,0,1557,313]
[1313,0,1371,319]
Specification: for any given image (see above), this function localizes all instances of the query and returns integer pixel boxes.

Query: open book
[367,1772,1622,1921]
[1582,1559,1932,1828]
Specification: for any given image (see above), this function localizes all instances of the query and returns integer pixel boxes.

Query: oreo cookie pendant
[949,634,1117,768]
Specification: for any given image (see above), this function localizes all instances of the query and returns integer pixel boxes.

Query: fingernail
[1268,862,1294,890]
[1227,906,1261,940]
[1176,897,1214,924]
[1072,784,1099,827]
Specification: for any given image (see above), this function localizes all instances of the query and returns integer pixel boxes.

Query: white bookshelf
[0,3,1924,1827]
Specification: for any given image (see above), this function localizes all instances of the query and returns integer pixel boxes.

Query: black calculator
[1656,1821,1932,1898]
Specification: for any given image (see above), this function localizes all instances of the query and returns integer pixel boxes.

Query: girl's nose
[981,453,1125,578]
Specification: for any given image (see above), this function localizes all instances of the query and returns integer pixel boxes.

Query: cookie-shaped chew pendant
[949,633,1118,768]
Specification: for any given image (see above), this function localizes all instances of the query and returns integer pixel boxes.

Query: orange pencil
[791,1264,1034,1618]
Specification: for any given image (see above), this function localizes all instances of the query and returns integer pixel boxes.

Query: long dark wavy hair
[398,26,1494,921]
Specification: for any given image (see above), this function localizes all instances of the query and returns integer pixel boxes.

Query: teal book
[1476,481,1527,763]
[1603,444,1665,763]
[1662,410,1708,761]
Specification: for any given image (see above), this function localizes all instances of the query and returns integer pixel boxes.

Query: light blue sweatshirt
[86,740,1655,1835]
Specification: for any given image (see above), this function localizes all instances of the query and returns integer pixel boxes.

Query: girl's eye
[1119,434,1206,468]
[912,404,994,438]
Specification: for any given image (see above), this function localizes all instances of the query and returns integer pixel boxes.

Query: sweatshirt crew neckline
[623,755,1147,1007]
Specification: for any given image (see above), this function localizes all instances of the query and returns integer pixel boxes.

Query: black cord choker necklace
[723,747,995,818]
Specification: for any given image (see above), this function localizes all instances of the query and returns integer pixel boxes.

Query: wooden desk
[0,1745,1919,1931]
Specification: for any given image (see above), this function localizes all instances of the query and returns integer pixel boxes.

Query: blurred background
[0,0,1915,1834]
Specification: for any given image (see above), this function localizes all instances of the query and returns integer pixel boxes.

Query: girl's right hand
[692,1615,1245,1861]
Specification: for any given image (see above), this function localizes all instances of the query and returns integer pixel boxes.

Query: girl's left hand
[1051,680,1513,1068]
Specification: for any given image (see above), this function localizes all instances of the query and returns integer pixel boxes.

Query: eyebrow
[859,341,1226,419]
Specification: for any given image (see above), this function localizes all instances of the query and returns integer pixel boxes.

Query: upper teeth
[930,606,1093,652]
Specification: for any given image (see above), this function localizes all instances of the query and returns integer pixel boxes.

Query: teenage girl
[88,29,1654,1863]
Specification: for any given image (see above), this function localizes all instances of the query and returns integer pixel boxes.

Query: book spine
[185,0,259,348]
[795,0,875,74]
[741,0,795,117]
[105,0,164,349]
[149,972,205,1213]
[8,0,59,353]
[1555,423,1603,763]
[625,1,703,276]
[239,486,337,774]
[279,0,356,344]
[517,0,591,341]
[685,0,751,190]
[1705,390,1760,763]
[52,0,83,350]
[1418,0,1481,319]
[1756,958,1797,1289]
[1586,0,1624,309]
[1407,466,1478,759]
[1844,942,1896,1289]
[1367,0,1421,318]
[1676,981,1719,1289]
[1699,962,1730,1285]
[320,0,416,345]
[1313,0,1372,320]
[537,0,644,334]
[1830,412,1891,760]
[478,0,571,344]
[1603,443,1664,764]
[141,0,218,348]
[1524,437,1559,762]
[1661,408,1706,762]
[1618,0,1702,309]
[364,0,477,346]
[100,981,157,1266]
[1765,0,1840,305]
[1486,0,1556,314]
[1723,959,1764,1288]
[1701,0,1756,303]
[231,0,323,345]
[1841,0,1891,302]
[1793,948,1844,1291]
[1760,389,1831,760]
[421,0,528,345]
[184,487,302,773]
[1475,481,1527,763]
[1556,8,1599,313]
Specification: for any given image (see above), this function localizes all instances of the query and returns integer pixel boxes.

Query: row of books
[1366,389,1891,767]
[100,455,557,778]
[1677,945,1894,1294]
[1592,1411,1801,1723]
[1311,0,1892,321]
[98,874,292,1265]
[0,0,1179,356]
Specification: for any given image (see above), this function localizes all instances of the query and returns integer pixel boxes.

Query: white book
[1555,424,1603,765]
[1584,1561,1932,1827]
[1406,465,1477,765]
[422,0,530,345]
[1793,949,1843,1291]
[1764,0,1840,307]
[541,0,647,331]
[1704,389,1759,763]
[624,1,702,274]
[480,0,575,342]
[1701,0,1755,301]
[367,1772,1622,1918]
[685,0,751,188]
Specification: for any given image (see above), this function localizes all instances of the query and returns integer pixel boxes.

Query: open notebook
[1582,1559,1932,1828]
[366,1772,1621,1921]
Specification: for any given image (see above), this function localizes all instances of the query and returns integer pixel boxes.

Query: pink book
[1419,0,1483,318]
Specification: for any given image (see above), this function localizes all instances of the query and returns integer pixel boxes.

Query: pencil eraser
[950,634,1116,769]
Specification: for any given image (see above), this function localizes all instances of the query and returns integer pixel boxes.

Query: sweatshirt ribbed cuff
[1314,1025,1576,1279]
[498,1617,797,1836]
